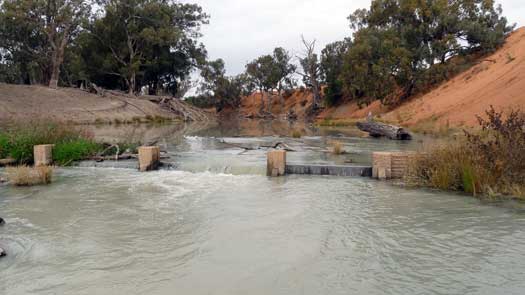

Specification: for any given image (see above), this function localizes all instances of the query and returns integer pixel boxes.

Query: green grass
[0,120,104,165]
[53,139,103,166]
[0,133,10,158]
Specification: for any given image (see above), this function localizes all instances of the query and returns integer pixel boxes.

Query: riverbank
[0,83,213,124]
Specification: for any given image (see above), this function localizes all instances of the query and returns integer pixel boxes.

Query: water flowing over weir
[2,122,525,294]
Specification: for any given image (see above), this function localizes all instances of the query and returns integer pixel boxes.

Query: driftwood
[260,142,296,152]
[90,153,170,162]
[0,158,16,166]
[357,121,412,140]
[219,140,296,152]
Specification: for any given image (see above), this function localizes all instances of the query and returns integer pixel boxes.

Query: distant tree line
[0,0,209,96]
[0,0,515,112]
[192,0,515,112]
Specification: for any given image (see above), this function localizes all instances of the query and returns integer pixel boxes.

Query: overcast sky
[185,0,525,75]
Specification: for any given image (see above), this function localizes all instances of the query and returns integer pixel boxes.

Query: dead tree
[297,36,322,112]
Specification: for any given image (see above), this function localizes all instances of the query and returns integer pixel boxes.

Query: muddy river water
[1,121,525,294]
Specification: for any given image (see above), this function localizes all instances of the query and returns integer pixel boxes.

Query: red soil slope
[384,28,525,127]
[319,28,525,128]
[240,90,315,120]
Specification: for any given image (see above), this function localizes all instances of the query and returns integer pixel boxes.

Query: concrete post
[34,145,54,166]
[138,146,160,172]
[372,152,392,180]
[267,150,286,177]
[373,151,416,180]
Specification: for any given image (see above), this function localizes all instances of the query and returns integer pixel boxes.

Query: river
[1,121,525,294]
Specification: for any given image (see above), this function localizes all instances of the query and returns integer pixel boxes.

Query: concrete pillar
[138,146,160,172]
[373,151,416,180]
[267,150,286,177]
[372,152,392,180]
[391,152,415,179]
[34,145,54,166]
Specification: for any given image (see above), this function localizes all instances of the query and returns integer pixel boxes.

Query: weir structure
[267,150,413,180]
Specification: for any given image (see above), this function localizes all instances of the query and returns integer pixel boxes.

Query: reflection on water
[1,121,524,295]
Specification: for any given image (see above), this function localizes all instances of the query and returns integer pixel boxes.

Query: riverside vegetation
[0,121,102,165]
[406,107,525,199]
[0,120,142,170]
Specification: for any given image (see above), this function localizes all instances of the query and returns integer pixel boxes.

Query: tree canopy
[337,0,515,106]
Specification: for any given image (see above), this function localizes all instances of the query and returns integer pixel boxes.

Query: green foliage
[0,133,10,158]
[461,164,477,196]
[198,59,254,111]
[79,0,208,94]
[0,121,95,164]
[0,0,90,86]
[339,0,515,106]
[321,39,351,106]
[53,139,102,166]
[407,107,525,199]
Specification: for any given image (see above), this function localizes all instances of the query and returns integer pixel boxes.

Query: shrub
[291,130,302,138]
[0,133,10,158]
[6,165,54,186]
[406,107,525,199]
[1,121,81,163]
[53,139,102,166]
[331,140,345,155]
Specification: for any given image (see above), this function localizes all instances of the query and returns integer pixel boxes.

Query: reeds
[5,165,54,186]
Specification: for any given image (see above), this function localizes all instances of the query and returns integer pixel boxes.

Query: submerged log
[357,121,412,140]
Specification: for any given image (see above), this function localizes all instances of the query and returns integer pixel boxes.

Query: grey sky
[186,0,525,75]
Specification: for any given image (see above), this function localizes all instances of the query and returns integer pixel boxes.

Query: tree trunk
[267,92,273,113]
[312,82,321,108]
[47,23,70,89]
[49,57,60,89]
[356,121,412,140]
[49,45,66,89]
[128,71,136,95]
[259,91,265,114]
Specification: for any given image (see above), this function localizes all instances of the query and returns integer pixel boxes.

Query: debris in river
[0,217,5,226]
[356,121,412,140]
[0,247,5,258]
[0,158,16,167]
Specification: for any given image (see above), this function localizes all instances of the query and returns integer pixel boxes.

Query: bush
[406,107,525,199]
[53,139,102,166]
[6,165,54,186]
[0,121,98,164]
[330,140,345,155]
[291,130,302,138]
[0,133,10,158]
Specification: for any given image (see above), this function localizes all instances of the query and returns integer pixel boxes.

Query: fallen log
[0,158,16,167]
[356,121,412,140]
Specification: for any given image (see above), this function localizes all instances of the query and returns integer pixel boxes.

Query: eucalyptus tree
[245,47,295,114]
[0,0,91,87]
[320,38,351,106]
[200,59,253,111]
[341,0,514,105]
[84,0,208,95]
